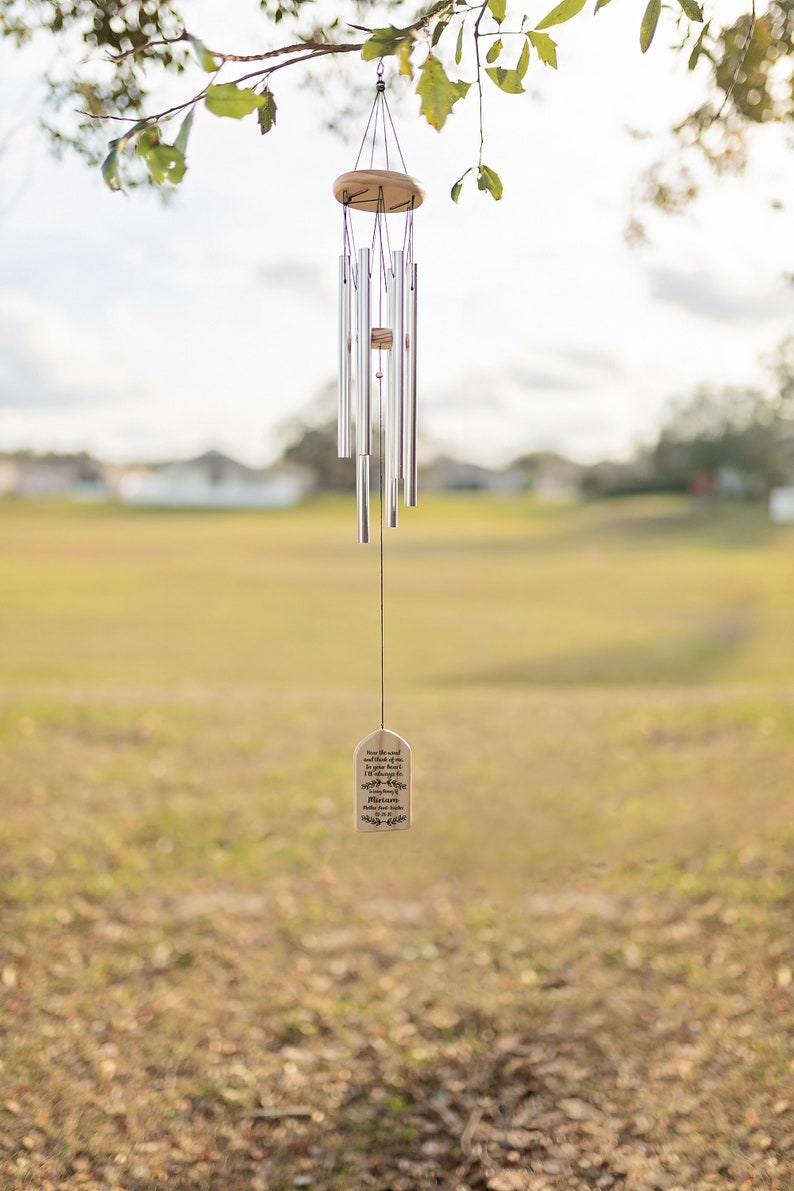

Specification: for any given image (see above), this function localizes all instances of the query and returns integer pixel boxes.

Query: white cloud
[648,266,794,323]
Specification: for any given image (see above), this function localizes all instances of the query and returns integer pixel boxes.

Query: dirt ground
[2,849,793,1191]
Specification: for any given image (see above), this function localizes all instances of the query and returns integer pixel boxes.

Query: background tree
[0,0,788,203]
[651,344,794,494]
[281,419,356,491]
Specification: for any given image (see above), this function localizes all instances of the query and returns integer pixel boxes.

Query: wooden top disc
[333,169,425,213]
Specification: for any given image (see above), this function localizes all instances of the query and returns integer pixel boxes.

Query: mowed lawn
[1,494,793,1191]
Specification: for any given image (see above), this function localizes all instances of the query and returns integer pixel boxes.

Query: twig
[473,1,490,166]
[109,31,189,62]
[460,1104,484,1155]
[425,1099,463,1133]
[82,42,363,129]
[713,0,756,122]
[207,38,362,65]
[247,1106,313,1119]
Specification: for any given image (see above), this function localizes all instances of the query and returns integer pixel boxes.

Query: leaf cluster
[703,1,794,125]
[3,0,787,205]
[629,0,794,227]
[0,0,189,166]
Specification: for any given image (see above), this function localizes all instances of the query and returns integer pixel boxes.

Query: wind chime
[333,65,424,833]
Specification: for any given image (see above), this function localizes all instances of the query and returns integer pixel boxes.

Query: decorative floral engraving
[360,813,408,828]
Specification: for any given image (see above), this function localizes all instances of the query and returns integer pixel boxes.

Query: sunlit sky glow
[0,1,792,467]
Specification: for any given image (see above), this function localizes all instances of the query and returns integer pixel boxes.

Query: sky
[0,1,792,467]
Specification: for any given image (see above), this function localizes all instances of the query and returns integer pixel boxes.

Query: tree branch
[473,1,489,166]
[713,0,756,122]
[94,0,468,134]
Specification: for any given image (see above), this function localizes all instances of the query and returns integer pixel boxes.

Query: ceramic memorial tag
[354,728,411,832]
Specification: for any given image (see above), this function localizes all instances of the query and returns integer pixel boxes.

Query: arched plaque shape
[354,728,412,832]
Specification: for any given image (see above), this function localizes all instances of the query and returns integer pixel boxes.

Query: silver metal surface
[337,254,352,458]
[391,250,405,482]
[355,248,371,457]
[357,453,370,544]
[384,267,397,529]
[404,262,418,507]
[386,475,398,529]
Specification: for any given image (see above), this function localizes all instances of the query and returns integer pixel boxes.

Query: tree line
[283,337,794,498]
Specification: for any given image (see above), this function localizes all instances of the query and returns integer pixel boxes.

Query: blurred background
[1,3,793,1189]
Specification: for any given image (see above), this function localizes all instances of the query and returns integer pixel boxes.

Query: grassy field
[1,494,792,1190]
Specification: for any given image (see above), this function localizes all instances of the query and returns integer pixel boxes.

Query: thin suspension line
[378,375,385,730]
[346,64,416,734]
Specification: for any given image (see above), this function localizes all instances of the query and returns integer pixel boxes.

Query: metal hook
[376,59,386,91]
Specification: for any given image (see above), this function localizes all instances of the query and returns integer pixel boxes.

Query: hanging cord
[375,208,387,732]
[354,61,409,175]
[350,61,414,732]
[378,374,386,730]
[343,205,357,288]
[381,80,408,174]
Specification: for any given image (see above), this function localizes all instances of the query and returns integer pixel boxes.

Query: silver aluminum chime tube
[336,239,418,543]
[337,253,352,459]
[385,249,404,530]
[355,247,372,544]
[404,263,418,508]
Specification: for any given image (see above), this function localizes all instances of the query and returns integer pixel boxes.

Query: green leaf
[488,0,507,23]
[477,163,503,200]
[135,126,161,154]
[257,88,277,135]
[535,0,586,31]
[189,35,217,72]
[594,0,612,10]
[417,54,469,131]
[147,144,186,184]
[486,37,503,64]
[485,38,529,93]
[204,83,264,119]
[485,66,525,93]
[362,26,412,61]
[114,119,151,154]
[450,167,473,203]
[514,36,530,76]
[687,21,710,69]
[640,0,661,52]
[174,109,194,156]
[528,30,558,67]
[398,37,414,77]
[136,128,186,184]
[677,0,704,19]
[431,13,451,47]
[455,22,464,65]
[101,147,123,192]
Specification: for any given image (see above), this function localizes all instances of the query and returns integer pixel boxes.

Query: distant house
[510,452,585,500]
[0,457,17,496]
[581,454,656,498]
[770,486,794,524]
[714,466,765,499]
[420,455,526,493]
[119,450,314,509]
[0,452,109,499]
